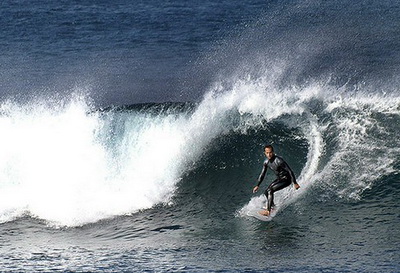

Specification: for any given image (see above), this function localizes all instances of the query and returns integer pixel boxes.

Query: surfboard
[247,210,271,221]
[238,195,277,221]
[246,208,276,221]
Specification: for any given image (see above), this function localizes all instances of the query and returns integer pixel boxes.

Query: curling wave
[0,79,399,226]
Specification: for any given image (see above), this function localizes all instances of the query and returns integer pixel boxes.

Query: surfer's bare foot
[259,210,270,216]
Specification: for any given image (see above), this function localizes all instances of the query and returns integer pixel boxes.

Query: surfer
[252,145,300,216]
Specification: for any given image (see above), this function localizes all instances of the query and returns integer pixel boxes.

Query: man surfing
[253,145,300,216]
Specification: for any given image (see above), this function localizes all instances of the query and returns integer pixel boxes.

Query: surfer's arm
[281,161,299,189]
[256,162,268,186]
[253,162,267,193]
[276,156,298,186]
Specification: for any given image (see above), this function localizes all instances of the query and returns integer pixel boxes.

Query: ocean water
[1,0,400,272]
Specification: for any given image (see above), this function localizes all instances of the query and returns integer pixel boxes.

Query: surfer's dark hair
[264,144,274,151]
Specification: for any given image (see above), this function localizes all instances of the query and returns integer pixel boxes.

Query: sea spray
[0,100,110,226]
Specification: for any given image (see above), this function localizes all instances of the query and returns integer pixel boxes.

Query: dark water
[0,0,268,104]
[1,0,400,272]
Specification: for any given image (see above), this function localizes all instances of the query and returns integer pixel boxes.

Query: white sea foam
[312,93,400,200]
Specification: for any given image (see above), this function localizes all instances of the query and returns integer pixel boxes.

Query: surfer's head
[264,145,275,160]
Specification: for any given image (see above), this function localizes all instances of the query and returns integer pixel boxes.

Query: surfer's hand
[253,186,259,193]
[294,183,300,190]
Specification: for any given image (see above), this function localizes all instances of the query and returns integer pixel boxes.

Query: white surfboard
[238,195,277,221]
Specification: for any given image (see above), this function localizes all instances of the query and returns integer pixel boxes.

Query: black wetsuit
[256,155,297,211]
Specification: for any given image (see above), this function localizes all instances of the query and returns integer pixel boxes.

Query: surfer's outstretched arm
[280,160,300,189]
[253,161,268,193]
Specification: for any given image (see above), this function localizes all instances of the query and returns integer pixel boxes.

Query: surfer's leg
[264,180,277,212]
[265,188,274,212]
[264,178,291,211]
